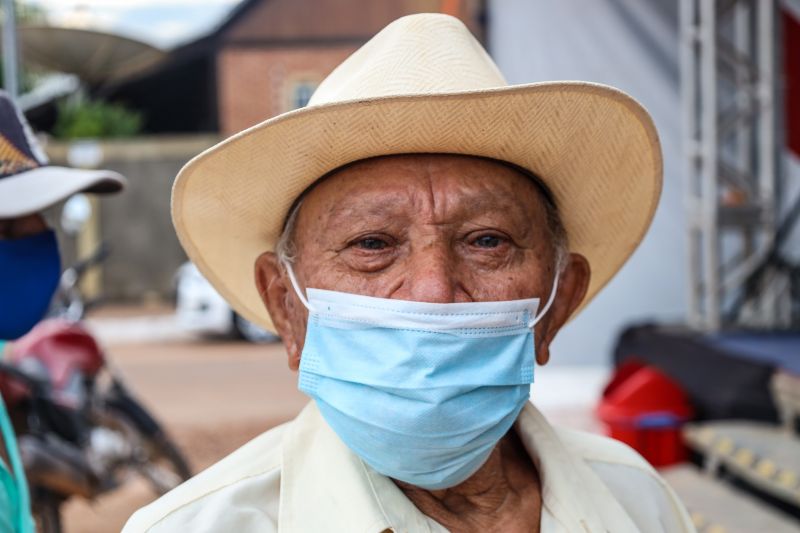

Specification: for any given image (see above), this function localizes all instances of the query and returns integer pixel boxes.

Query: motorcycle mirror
[61,194,93,236]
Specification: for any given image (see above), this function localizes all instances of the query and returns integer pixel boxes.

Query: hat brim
[0,166,127,218]
[173,81,662,333]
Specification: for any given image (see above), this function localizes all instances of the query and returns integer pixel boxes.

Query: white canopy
[15,26,165,85]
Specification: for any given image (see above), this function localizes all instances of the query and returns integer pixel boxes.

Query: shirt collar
[279,401,640,533]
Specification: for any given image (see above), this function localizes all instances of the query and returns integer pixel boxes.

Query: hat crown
[309,13,507,107]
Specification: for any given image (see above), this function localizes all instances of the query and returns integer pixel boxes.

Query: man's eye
[473,235,503,248]
[355,238,388,250]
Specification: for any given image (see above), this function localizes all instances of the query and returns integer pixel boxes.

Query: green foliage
[14,1,46,23]
[0,1,46,24]
[53,98,143,140]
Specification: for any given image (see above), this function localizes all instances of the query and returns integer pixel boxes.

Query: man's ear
[254,252,303,370]
[535,253,591,366]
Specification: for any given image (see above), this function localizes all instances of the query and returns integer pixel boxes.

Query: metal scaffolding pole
[680,0,782,331]
[1,0,18,98]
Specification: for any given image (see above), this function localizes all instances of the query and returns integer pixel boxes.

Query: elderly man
[125,13,694,533]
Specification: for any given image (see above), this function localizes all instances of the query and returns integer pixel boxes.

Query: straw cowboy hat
[0,91,125,218]
[172,13,662,333]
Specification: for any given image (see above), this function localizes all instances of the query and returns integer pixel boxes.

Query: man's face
[256,154,590,369]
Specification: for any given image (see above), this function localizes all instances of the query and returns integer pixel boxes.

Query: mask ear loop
[528,271,560,329]
[283,261,314,312]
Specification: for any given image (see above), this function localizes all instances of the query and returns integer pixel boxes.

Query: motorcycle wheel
[136,430,192,495]
[102,405,191,495]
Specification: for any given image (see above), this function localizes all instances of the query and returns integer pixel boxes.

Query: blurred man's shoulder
[122,420,290,533]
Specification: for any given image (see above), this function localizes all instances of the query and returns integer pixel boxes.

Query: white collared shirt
[123,402,695,532]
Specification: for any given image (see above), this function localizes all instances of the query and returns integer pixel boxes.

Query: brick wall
[217,46,355,136]
[220,0,478,42]
[214,0,485,136]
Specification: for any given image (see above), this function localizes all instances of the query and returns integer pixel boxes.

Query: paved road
[63,335,307,533]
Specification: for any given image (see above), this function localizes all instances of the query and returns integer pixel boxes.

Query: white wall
[489,0,687,365]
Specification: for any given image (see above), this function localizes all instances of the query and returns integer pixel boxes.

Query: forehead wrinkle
[426,172,541,232]
[298,154,548,236]
[326,194,410,226]
[311,160,438,229]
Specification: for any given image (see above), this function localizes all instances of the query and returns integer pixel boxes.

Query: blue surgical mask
[285,264,558,490]
[0,230,61,340]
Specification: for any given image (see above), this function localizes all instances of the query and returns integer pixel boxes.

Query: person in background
[0,91,125,533]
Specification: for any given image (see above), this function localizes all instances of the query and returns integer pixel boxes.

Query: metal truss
[680,0,789,331]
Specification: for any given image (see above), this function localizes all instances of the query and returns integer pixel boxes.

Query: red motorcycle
[0,246,191,532]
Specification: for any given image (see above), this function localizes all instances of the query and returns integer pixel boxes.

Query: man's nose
[402,241,458,303]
